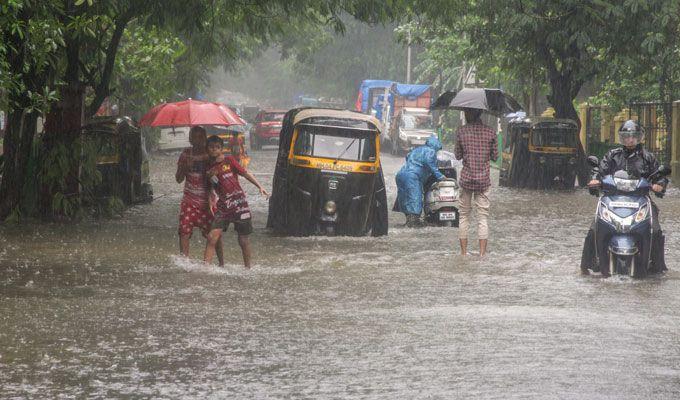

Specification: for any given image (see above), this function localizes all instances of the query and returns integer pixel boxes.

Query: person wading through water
[454,108,498,257]
[175,126,224,265]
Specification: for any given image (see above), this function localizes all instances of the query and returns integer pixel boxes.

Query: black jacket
[596,145,668,187]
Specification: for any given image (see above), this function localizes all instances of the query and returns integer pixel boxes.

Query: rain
[3,2,680,399]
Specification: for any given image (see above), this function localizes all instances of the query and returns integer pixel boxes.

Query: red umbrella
[139,98,245,127]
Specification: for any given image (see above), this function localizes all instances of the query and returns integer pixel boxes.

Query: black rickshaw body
[267,108,389,236]
[499,117,579,189]
[82,116,153,204]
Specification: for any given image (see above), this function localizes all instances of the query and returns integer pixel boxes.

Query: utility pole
[406,29,412,84]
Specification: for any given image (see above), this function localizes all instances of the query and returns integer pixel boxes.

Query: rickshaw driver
[395,136,445,227]
[581,120,668,275]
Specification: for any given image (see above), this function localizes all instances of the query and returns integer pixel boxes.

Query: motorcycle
[424,151,460,227]
[587,156,670,278]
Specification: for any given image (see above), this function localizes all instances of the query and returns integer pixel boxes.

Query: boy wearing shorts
[203,135,269,268]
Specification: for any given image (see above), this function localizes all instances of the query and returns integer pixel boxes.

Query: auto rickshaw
[267,108,388,236]
[82,116,153,204]
[205,125,251,168]
[499,117,579,189]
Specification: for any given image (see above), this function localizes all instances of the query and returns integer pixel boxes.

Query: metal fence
[629,102,672,164]
[584,105,617,158]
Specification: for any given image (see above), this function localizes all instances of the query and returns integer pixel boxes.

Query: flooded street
[3,146,680,399]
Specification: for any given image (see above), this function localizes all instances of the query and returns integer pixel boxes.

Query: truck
[354,80,432,150]
[389,107,437,154]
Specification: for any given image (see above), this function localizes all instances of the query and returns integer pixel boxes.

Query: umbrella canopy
[139,99,245,127]
[430,88,523,116]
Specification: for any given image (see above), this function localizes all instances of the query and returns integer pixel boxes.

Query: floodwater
[2,145,680,399]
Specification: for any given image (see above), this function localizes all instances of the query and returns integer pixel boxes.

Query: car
[250,109,286,150]
[157,126,190,151]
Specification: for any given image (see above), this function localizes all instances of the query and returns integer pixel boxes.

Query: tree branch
[86,10,134,117]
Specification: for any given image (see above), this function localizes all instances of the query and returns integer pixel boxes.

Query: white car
[158,127,190,151]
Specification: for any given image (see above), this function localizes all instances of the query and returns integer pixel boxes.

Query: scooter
[424,151,460,227]
[587,156,670,278]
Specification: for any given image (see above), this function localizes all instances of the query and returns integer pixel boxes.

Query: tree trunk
[0,110,39,221]
[0,7,46,221]
[42,83,85,217]
[42,27,85,218]
[546,73,589,186]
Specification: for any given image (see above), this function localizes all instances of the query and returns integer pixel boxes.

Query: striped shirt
[454,121,498,192]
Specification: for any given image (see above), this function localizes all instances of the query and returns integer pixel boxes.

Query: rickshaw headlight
[569,157,576,164]
[539,156,547,164]
[324,200,337,214]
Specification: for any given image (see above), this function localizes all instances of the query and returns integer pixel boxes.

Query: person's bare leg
[179,234,191,256]
[203,231,225,267]
[238,234,252,268]
[458,189,471,256]
[479,239,488,257]
[476,190,491,258]
[203,229,222,264]
[216,236,225,267]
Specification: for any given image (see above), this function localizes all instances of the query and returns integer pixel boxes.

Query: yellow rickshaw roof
[513,116,578,127]
[293,108,381,131]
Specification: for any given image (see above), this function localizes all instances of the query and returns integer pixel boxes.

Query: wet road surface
[2,145,680,399]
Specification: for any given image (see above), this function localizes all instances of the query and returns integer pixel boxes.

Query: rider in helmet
[580,120,669,275]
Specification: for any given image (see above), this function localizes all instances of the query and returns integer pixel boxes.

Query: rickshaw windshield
[294,124,377,162]
[532,127,577,148]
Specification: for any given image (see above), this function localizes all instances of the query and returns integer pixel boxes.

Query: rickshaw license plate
[439,212,456,220]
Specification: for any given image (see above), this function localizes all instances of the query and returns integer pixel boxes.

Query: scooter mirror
[587,156,599,168]
[658,165,672,177]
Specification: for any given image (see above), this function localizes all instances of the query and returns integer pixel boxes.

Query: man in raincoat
[395,136,445,227]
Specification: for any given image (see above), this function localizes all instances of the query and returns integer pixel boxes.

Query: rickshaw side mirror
[587,156,599,168]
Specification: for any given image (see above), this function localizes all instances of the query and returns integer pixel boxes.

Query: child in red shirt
[204,135,269,268]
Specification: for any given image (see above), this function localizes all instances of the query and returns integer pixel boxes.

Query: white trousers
[458,188,491,240]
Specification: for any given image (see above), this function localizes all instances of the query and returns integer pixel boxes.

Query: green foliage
[223,17,409,105]
[413,0,663,121]
[0,0,63,113]
[112,23,186,117]
[593,0,680,108]
[289,18,408,100]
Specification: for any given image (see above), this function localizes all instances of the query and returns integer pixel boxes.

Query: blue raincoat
[395,136,445,215]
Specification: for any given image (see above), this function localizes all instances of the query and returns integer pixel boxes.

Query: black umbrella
[431,88,523,116]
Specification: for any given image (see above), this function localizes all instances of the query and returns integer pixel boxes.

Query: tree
[415,1,658,124]
[287,17,408,100]
[0,0,407,221]
[0,1,62,221]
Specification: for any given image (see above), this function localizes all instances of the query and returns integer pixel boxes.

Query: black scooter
[587,156,670,278]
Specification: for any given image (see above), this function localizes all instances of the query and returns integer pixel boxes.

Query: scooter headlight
[635,204,649,223]
[599,203,612,223]
[324,200,337,214]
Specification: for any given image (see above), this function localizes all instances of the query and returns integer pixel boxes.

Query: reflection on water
[2,149,680,398]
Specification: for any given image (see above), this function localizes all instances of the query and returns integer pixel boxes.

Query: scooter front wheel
[609,253,643,278]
